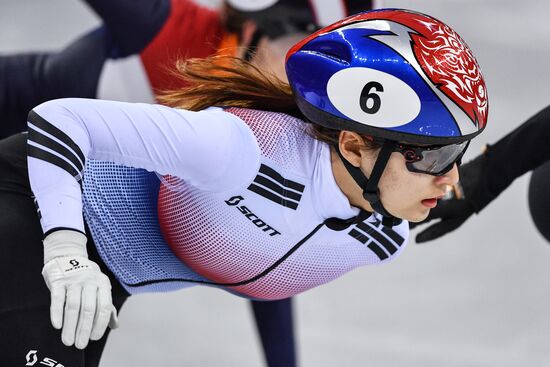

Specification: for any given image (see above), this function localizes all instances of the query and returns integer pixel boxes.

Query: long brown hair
[158,55,300,116]
[158,55,379,151]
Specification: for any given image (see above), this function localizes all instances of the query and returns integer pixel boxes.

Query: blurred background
[2,0,550,366]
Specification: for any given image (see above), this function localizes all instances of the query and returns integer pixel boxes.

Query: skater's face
[332,131,459,222]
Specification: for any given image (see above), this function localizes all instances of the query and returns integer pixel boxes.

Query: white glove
[42,230,119,349]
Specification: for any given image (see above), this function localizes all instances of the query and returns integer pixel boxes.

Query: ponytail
[158,55,301,117]
[158,55,380,151]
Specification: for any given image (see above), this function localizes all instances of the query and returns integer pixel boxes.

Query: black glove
[412,104,550,243]
[412,152,487,243]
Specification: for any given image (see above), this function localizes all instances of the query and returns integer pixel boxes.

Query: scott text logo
[224,196,280,236]
[25,349,65,367]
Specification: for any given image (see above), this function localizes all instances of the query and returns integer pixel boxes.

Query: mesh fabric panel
[82,160,206,294]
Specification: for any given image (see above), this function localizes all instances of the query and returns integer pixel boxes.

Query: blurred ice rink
[2,1,550,366]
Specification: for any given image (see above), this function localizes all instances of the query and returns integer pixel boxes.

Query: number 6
[360,81,384,114]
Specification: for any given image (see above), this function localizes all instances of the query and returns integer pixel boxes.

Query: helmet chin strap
[336,140,403,227]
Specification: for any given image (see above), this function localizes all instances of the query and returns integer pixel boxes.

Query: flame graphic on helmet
[392,13,488,129]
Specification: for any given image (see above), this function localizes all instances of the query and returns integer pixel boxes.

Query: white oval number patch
[327,67,421,128]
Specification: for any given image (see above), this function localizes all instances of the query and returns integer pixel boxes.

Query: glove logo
[25,350,38,366]
[69,259,80,267]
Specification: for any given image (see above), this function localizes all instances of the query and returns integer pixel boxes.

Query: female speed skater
[1,1,377,366]
[0,7,488,367]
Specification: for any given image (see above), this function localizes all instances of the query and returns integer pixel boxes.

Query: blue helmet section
[287,26,460,142]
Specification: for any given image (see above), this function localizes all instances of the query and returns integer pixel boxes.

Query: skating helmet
[286,8,488,145]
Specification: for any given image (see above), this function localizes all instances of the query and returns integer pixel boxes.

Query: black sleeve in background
[0,133,29,195]
[0,27,110,139]
[0,189,127,367]
[0,133,128,367]
[528,160,550,242]
[473,105,550,210]
[83,0,170,58]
